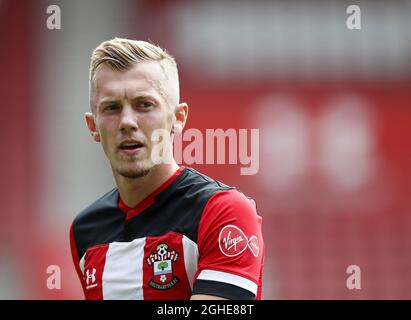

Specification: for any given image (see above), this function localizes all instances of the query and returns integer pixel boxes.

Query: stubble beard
[117,167,151,179]
[115,156,154,179]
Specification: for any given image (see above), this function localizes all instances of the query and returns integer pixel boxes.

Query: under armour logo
[85,268,96,285]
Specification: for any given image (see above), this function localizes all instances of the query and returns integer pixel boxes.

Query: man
[70,38,264,300]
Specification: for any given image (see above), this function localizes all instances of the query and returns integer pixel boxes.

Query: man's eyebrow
[97,98,120,108]
[131,95,160,103]
[96,94,161,110]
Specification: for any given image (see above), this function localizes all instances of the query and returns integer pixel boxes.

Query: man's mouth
[119,140,145,153]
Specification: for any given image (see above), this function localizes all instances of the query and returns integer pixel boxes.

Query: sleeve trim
[79,253,85,274]
[197,269,257,295]
[193,280,255,300]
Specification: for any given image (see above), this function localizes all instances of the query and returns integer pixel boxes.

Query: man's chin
[116,167,151,179]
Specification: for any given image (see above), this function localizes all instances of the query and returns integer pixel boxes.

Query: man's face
[87,61,179,179]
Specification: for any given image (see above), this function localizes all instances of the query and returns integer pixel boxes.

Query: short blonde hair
[89,37,179,109]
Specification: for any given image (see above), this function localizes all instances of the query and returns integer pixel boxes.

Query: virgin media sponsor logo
[218,225,259,257]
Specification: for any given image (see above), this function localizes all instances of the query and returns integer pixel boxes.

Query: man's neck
[114,161,180,208]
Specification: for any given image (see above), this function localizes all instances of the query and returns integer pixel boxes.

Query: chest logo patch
[147,243,180,290]
[219,225,259,258]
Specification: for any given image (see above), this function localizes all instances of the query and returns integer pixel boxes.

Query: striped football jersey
[70,166,264,300]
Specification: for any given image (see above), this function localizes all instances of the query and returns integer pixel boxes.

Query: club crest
[146,243,179,290]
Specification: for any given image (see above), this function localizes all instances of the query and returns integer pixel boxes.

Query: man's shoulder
[72,187,120,227]
[71,187,125,258]
[180,167,233,194]
[182,168,259,223]
[180,167,257,206]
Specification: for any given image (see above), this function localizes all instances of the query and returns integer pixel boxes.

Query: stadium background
[1,0,410,299]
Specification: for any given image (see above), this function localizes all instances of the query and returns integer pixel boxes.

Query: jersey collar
[118,166,186,220]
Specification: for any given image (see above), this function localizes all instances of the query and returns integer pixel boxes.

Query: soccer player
[70,38,264,300]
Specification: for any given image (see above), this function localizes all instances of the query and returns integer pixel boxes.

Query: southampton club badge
[147,243,179,290]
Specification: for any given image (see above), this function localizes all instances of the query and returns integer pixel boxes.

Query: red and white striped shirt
[70,167,264,300]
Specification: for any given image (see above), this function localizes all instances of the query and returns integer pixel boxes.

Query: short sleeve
[192,189,264,300]
[70,222,86,297]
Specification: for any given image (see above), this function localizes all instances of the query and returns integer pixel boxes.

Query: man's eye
[138,101,154,109]
[104,105,119,111]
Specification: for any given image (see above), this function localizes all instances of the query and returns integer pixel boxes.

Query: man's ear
[172,102,188,134]
[85,112,101,142]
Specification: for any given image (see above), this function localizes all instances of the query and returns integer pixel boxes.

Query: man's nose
[119,106,138,132]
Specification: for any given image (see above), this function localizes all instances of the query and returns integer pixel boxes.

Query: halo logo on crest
[146,243,180,290]
[218,225,259,258]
